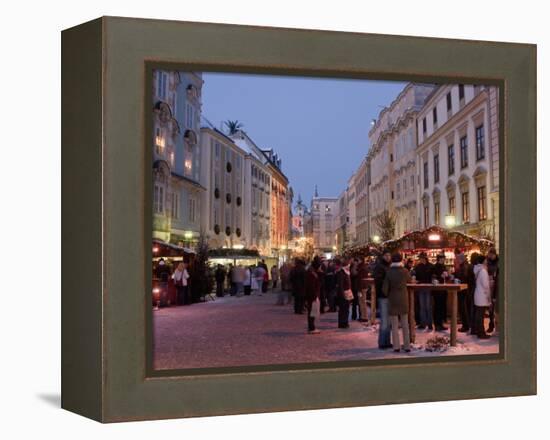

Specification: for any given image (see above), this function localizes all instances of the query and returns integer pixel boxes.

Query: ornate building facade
[367,83,435,240]
[152,70,204,247]
[416,84,499,243]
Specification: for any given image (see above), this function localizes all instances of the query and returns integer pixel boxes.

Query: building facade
[152,70,205,247]
[354,156,371,246]
[200,127,246,249]
[367,83,435,241]
[311,195,338,256]
[416,84,499,243]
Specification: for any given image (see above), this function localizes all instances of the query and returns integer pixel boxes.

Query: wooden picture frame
[62,16,536,422]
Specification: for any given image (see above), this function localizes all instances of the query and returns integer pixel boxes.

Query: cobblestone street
[153,290,499,370]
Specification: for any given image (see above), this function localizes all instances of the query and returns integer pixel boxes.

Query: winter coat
[290,265,306,296]
[373,258,390,298]
[336,267,352,300]
[487,257,499,299]
[382,263,412,316]
[474,264,491,306]
[304,267,321,305]
[172,268,190,287]
[414,262,433,284]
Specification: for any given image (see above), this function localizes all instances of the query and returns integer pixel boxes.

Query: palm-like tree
[224,120,244,135]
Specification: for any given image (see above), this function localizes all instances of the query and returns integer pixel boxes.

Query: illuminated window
[154,185,164,214]
[475,125,485,160]
[462,192,470,223]
[460,135,468,169]
[477,186,487,221]
[155,127,165,155]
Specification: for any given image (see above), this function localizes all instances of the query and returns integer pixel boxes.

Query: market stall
[152,239,195,306]
[342,243,380,260]
[381,225,494,267]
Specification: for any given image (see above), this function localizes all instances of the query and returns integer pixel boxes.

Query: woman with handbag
[335,258,353,329]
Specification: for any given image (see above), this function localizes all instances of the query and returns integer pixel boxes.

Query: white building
[200,127,246,249]
[311,193,339,256]
[416,84,499,242]
[230,130,273,256]
[367,83,436,240]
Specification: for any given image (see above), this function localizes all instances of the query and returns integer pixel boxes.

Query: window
[422,117,427,134]
[184,144,193,176]
[423,161,429,189]
[155,127,165,155]
[446,92,452,111]
[411,175,415,191]
[461,192,470,223]
[186,103,194,129]
[460,135,468,169]
[434,201,440,225]
[188,198,196,223]
[434,154,440,183]
[423,205,429,227]
[449,195,456,216]
[157,71,167,99]
[475,124,485,160]
[458,84,465,101]
[170,192,179,219]
[403,178,407,196]
[477,186,487,221]
[396,183,401,200]
[433,107,438,126]
[448,144,455,175]
[153,185,164,214]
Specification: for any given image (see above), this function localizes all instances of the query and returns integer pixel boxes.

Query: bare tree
[374,210,397,241]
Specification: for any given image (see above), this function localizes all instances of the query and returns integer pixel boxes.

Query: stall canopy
[343,243,381,259]
[208,248,260,259]
[152,239,195,258]
[381,226,494,253]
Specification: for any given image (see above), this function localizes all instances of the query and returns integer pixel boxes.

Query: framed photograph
[62,16,536,422]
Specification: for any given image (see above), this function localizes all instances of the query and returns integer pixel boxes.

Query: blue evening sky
[201,72,407,204]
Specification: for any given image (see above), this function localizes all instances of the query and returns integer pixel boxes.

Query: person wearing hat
[382,252,412,352]
[431,254,448,331]
[414,252,433,330]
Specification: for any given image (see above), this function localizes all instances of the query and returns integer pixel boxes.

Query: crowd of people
[279,246,499,352]
[155,245,499,353]
[214,260,280,297]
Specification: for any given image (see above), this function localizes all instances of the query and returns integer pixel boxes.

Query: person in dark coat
[317,261,327,313]
[335,258,352,328]
[466,252,480,335]
[290,258,307,314]
[305,257,322,333]
[373,249,392,348]
[350,258,360,320]
[215,264,226,297]
[414,252,433,330]
[383,253,412,352]
[486,248,499,333]
[155,258,171,307]
[324,261,337,312]
[431,254,448,331]
[454,249,471,332]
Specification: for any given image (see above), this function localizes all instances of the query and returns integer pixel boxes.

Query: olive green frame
[61,16,536,423]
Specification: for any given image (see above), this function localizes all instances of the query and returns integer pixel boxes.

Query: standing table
[406,283,468,347]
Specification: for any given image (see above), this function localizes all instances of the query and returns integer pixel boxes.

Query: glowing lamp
[183,231,193,239]
[444,214,456,228]
[372,235,381,244]
[428,234,441,241]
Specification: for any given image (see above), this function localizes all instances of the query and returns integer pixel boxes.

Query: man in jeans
[373,249,392,349]
[414,252,433,330]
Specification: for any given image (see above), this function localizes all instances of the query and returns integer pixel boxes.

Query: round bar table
[407,283,468,347]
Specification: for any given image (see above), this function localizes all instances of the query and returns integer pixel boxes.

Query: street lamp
[372,235,381,244]
[444,214,456,228]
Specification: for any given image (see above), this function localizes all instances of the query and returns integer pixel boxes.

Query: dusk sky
[201,72,407,204]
